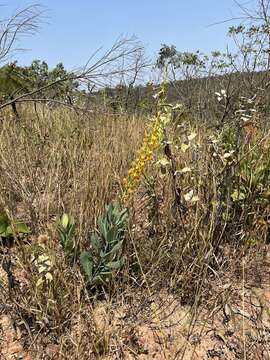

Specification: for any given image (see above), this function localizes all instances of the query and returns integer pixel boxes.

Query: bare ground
[1,248,270,360]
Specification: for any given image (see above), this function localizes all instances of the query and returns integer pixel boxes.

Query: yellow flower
[121,81,169,202]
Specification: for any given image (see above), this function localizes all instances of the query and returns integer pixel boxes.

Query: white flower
[181,143,190,152]
[45,272,53,282]
[184,189,194,201]
[220,89,227,96]
[180,166,192,173]
[187,132,197,141]
[223,150,235,159]
[184,189,199,203]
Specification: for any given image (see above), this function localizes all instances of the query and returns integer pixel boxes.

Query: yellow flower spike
[121,81,169,202]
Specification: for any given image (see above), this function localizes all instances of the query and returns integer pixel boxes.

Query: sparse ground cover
[0,95,270,358]
[2,1,270,357]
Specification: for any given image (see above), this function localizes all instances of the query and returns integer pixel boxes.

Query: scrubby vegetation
[1,1,270,359]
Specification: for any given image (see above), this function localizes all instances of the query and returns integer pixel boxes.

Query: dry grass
[0,103,270,358]
[0,105,144,233]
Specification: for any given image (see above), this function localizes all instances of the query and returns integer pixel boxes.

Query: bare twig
[0,4,44,64]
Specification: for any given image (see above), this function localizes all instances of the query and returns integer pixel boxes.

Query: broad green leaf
[106,227,117,244]
[91,234,102,252]
[61,213,69,229]
[80,251,93,280]
[0,214,9,235]
[13,222,30,234]
[5,226,13,236]
[0,223,7,234]
[67,223,75,237]
[106,241,123,257]
[106,260,123,270]
[100,221,108,240]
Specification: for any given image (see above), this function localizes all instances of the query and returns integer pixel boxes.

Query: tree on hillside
[19,60,80,104]
[0,60,81,115]
[155,0,270,124]
[0,62,28,116]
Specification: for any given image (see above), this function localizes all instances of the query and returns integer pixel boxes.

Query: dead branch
[0,36,150,113]
[0,4,43,64]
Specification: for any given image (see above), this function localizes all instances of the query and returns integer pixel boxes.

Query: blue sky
[2,0,241,69]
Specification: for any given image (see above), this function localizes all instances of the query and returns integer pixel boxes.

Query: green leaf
[118,208,128,223]
[5,226,13,236]
[66,224,75,239]
[231,189,246,202]
[0,223,7,235]
[59,233,67,247]
[61,213,70,229]
[80,251,93,280]
[57,214,75,254]
[106,241,123,257]
[91,234,102,252]
[78,201,128,288]
[106,227,117,244]
[13,222,31,234]
[100,220,108,240]
[0,214,9,234]
[92,274,109,286]
[106,260,123,270]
